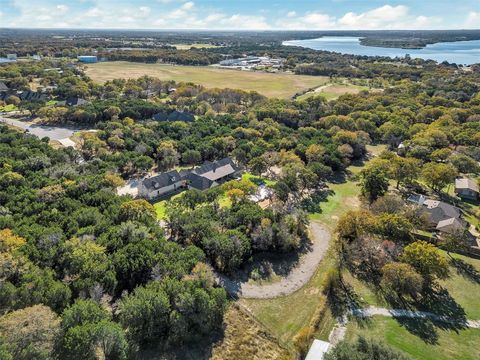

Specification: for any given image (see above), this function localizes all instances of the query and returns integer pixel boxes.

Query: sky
[0,0,479,30]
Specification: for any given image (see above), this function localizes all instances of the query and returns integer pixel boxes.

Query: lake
[282,36,480,65]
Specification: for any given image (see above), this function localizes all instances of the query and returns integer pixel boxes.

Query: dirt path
[216,221,331,299]
[352,307,480,328]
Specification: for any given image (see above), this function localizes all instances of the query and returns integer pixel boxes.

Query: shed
[305,339,331,360]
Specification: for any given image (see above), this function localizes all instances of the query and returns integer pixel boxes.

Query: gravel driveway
[216,221,331,299]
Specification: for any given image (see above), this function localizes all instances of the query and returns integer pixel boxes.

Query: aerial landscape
[0,1,480,360]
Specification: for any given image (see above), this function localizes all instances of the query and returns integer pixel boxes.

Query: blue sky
[0,0,479,30]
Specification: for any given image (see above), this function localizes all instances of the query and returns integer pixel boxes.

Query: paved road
[216,221,331,299]
[0,116,77,146]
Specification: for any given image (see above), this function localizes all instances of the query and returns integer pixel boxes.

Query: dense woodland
[0,31,480,360]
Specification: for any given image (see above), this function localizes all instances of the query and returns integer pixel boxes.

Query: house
[190,158,241,183]
[185,172,217,191]
[16,90,48,102]
[0,82,8,92]
[139,157,242,199]
[138,170,185,200]
[57,97,89,107]
[421,199,461,227]
[436,217,467,234]
[305,339,331,360]
[455,178,479,200]
[152,110,194,122]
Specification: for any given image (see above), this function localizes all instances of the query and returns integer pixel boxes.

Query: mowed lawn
[345,316,480,360]
[85,61,329,98]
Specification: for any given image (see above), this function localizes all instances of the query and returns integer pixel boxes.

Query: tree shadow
[394,317,439,344]
[418,286,467,325]
[450,257,480,284]
[327,279,367,318]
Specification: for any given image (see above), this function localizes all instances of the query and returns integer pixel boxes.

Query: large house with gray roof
[139,157,241,199]
[138,170,185,200]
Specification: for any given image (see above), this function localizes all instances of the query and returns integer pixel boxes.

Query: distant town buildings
[217,56,283,70]
[6,54,17,61]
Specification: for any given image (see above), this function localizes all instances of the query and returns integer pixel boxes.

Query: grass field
[343,251,480,320]
[85,61,329,98]
[298,83,369,101]
[345,316,480,360]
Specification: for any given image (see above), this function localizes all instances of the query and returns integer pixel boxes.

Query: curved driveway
[216,221,331,299]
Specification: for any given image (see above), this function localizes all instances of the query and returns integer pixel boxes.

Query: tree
[440,228,469,257]
[61,299,110,330]
[5,96,20,106]
[182,149,202,166]
[400,241,449,283]
[118,199,156,224]
[391,157,420,188]
[359,167,389,203]
[325,337,412,360]
[0,305,60,360]
[0,229,26,253]
[381,262,423,299]
[156,140,179,171]
[421,162,458,192]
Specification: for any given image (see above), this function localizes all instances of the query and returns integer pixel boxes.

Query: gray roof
[186,172,216,190]
[436,217,466,233]
[455,178,479,193]
[57,97,88,106]
[422,199,461,224]
[192,158,239,182]
[152,111,194,122]
[142,170,181,190]
[0,82,8,92]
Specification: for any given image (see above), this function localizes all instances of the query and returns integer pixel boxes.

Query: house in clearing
[189,158,241,186]
[455,178,479,200]
[408,194,467,235]
[138,170,185,200]
[139,157,242,199]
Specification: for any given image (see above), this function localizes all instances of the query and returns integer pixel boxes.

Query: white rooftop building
[305,339,331,360]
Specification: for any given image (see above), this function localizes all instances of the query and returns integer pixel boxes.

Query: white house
[138,170,185,200]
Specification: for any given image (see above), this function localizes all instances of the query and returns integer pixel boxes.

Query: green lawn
[345,316,480,360]
[242,172,277,187]
[0,104,18,112]
[153,192,184,220]
[85,61,329,99]
[343,251,480,320]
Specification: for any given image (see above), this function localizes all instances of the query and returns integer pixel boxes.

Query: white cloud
[465,11,480,28]
[2,2,450,30]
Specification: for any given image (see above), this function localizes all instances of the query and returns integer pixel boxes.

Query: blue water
[282,36,480,65]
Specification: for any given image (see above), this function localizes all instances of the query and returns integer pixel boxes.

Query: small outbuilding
[305,339,331,360]
[455,178,479,200]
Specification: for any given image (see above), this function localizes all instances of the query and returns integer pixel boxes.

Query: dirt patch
[210,304,291,360]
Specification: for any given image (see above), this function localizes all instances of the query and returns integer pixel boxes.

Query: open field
[298,83,369,101]
[85,61,329,98]
[344,251,480,320]
[345,316,480,360]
